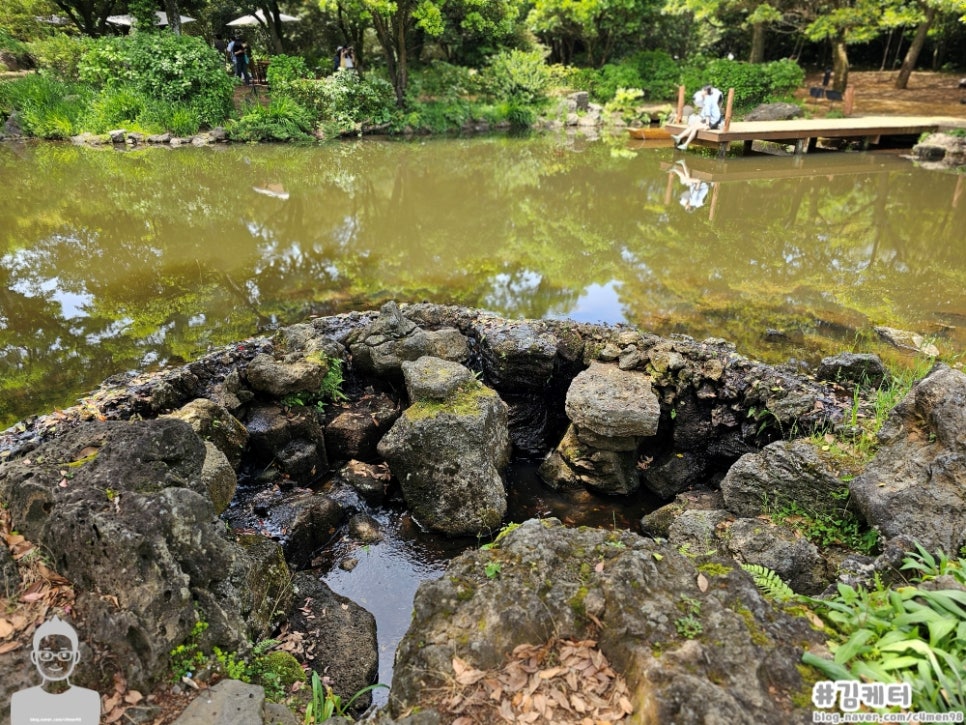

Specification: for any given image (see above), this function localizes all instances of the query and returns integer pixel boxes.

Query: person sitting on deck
[673,86,722,151]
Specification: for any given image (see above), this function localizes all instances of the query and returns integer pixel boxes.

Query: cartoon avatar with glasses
[10,616,100,724]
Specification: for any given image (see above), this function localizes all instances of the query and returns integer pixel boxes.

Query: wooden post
[843,86,855,116]
[723,88,734,132]
[676,85,685,123]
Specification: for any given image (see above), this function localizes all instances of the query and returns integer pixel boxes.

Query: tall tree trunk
[163,0,181,34]
[896,6,937,89]
[879,27,893,71]
[832,37,849,92]
[395,11,407,106]
[370,11,404,106]
[749,22,765,64]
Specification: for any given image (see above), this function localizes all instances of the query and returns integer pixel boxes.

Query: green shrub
[282,72,396,136]
[28,35,92,81]
[631,50,685,102]
[504,102,535,129]
[481,48,553,105]
[79,33,233,127]
[401,99,472,133]
[229,96,315,142]
[589,62,644,104]
[407,60,485,103]
[81,87,148,132]
[265,53,310,88]
[0,73,91,138]
[164,104,201,136]
[685,57,805,111]
[603,87,646,123]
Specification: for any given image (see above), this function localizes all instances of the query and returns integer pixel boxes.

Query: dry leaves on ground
[0,505,76,655]
[432,638,634,724]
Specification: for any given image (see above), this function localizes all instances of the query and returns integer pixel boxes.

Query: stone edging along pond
[0,302,964,723]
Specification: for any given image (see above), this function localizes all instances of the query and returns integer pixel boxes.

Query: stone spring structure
[1,302,964,724]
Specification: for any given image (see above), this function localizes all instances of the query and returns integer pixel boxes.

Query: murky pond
[2,135,965,429]
[3,133,965,701]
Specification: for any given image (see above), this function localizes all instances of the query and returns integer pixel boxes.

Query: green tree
[48,0,118,36]
[803,0,883,92]
[319,0,447,105]
[435,0,524,66]
[893,0,966,88]
[662,0,794,63]
[527,0,662,66]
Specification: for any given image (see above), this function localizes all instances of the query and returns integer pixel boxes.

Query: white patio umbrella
[227,9,299,26]
[107,11,195,26]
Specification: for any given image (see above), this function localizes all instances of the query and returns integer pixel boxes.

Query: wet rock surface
[390,519,821,723]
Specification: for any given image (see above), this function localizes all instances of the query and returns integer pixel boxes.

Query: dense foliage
[0,0,963,140]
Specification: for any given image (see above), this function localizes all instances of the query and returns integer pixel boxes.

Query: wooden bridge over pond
[664,115,966,158]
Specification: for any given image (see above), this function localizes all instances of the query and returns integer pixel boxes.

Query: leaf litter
[434,638,633,724]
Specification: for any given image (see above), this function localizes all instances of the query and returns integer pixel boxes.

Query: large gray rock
[564,362,660,438]
[378,363,510,536]
[201,441,238,514]
[0,419,277,693]
[244,404,327,483]
[816,353,889,389]
[164,398,249,469]
[390,519,819,723]
[348,301,434,377]
[246,352,330,398]
[727,518,828,595]
[721,439,850,518]
[479,320,559,393]
[742,103,803,122]
[401,356,475,401]
[540,424,640,494]
[288,573,378,713]
[324,391,399,463]
[850,365,966,553]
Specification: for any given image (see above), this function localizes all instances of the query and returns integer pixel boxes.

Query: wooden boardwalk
[664,115,966,157]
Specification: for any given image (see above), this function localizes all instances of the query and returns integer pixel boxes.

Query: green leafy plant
[28,34,93,81]
[0,72,92,138]
[304,670,387,723]
[742,563,796,602]
[749,553,966,713]
[603,87,645,123]
[675,595,703,639]
[481,48,554,106]
[229,97,315,142]
[266,54,310,89]
[169,619,210,679]
[281,72,396,138]
[484,561,502,579]
[78,33,233,128]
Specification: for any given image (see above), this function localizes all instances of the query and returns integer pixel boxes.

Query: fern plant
[741,563,796,602]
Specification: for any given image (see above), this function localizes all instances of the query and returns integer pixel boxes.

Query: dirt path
[796,69,966,119]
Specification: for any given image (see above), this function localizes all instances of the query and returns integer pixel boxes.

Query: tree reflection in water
[1,138,964,426]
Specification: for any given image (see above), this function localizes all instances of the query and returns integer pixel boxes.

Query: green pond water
[2,134,965,428]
